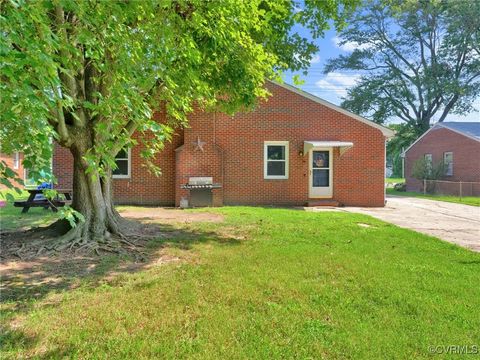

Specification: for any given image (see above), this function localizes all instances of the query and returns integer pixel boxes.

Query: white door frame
[308,148,333,198]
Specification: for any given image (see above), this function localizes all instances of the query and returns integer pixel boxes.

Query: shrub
[411,158,446,193]
[412,158,446,180]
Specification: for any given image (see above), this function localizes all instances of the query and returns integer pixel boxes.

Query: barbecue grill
[181,177,221,207]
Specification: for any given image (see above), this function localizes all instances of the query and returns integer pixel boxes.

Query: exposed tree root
[0,216,157,261]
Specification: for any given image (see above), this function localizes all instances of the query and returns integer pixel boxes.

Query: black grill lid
[181,183,222,189]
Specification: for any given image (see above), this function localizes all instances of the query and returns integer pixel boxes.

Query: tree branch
[380,87,415,123]
[437,94,460,122]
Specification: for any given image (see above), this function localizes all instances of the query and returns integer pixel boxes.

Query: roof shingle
[438,122,480,141]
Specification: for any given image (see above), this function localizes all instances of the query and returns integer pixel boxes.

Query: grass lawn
[387,188,480,207]
[1,205,479,359]
[0,190,58,231]
[385,177,404,184]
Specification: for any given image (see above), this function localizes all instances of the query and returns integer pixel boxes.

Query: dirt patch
[118,207,224,224]
[0,218,162,261]
[0,207,229,306]
[0,208,223,261]
[0,248,184,307]
[0,223,191,305]
[0,255,103,304]
[357,223,374,228]
[0,208,231,306]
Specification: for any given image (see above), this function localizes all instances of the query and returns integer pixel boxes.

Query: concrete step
[306,199,341,207]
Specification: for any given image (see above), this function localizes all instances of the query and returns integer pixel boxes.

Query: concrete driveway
[341,195,480,252]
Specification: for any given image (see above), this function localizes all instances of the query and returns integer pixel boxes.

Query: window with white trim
[112,148,131,178]
[13,152,20,170]
[264,141,289,179]
[444,152,453,176]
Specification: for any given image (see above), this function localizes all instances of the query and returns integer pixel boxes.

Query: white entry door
[309,148,333,198]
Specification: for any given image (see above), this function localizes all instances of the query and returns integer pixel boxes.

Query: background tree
[385,123,418,178]
[1,0,356,249]
[325,0,480,136]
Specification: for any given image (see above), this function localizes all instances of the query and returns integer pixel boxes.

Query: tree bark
[417,117,430,135]
[54,129,125,246]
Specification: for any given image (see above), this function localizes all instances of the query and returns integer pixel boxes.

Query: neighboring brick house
[0,152,24,189]
[53,81,394,207]
[403,122,480,195]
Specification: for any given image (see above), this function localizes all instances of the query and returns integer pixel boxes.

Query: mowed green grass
[2,206,479,359]
[0,190,58,231]
[385,177,404,185]
[387,188,480,207]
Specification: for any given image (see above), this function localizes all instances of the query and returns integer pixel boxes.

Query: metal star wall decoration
[193,136,206,152]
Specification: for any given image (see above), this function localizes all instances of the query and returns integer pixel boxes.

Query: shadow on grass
[0,326,76,360]
[1,220,239,305]
[0,217,241,352]
[457,259,480,265]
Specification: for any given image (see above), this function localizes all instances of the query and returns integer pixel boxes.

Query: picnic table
[14,189,72,213]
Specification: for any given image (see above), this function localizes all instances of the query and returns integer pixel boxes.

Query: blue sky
[282,26,479,124]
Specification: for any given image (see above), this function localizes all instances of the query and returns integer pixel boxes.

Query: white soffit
[304,141,354,155]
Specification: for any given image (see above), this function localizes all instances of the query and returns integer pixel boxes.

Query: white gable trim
[401,127,435,157]
[269,80,395,138]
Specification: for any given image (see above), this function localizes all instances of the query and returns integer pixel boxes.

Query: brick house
[0,152,24,190]
[403,122,480,195]
[53,81,394,207]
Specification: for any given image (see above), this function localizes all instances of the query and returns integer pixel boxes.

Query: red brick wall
[405,127,480,194]
[204,83,386,207]
[175,111,224,207]
[53,82,388,207]
[53,146,74,189]
[0,152,24,189]
[113,128,183,206]
[53,127,183,206]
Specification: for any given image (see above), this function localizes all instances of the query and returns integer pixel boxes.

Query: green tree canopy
[325,0,480,135]
[0,0,356,248]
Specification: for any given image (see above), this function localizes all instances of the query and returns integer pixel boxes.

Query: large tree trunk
[54,130,125,248]
[417,117,431,135]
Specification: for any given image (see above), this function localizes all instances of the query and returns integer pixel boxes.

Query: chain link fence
[423,179,480,197]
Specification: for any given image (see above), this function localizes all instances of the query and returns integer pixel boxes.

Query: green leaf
[1,0,356,233]
[5,193,15,203]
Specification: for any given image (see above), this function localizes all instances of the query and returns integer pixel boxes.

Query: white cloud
[315,72,361,96]
[310,54,321,64]
[327,72,359,87]
[294,53,321,65]
[332,36,371,52]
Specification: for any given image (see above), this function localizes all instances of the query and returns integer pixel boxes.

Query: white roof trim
[303,141,353,155]
[269,80,395,138]
[401,127,433,157]
[402,123,480,157]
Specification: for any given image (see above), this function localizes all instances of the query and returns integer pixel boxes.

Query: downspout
[213,112,226,204]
